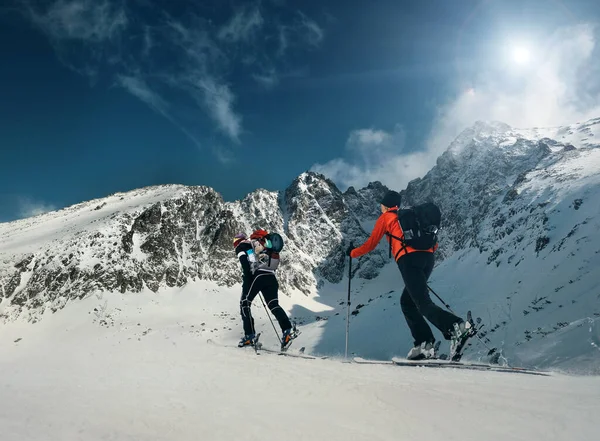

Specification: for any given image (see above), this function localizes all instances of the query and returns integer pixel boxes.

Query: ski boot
[281,324,300,352]
[406,341,437,360]
[449,313,477,361]
[238,333,256,348]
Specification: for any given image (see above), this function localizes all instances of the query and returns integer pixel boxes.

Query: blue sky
[1,0,600,222]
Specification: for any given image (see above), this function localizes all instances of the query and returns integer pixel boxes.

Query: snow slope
[296,119,600,373]
[0,185,189,256]
[0,288,598,441]
[516,117,600,150]
[1,117,600,440]
[428,145,600,372]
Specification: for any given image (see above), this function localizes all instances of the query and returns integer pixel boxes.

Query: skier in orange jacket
[347,190,474,360]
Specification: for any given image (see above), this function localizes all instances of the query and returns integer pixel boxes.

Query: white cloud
[297,11,324,47]
[189,77,242,142]
[164,16,222,65]
[314,24,600,192]
[252,68,279,88]
[218,5,264,43]
[116,75,168,113]
[26,0,127,42]
[312,126,432,191]
[276,13,324,57]
[142,25,153,57]
[116,74,204,149]
[277,25,289,56]
[157,16,244,142]
[18,198,57,218]
[212,145,236,165]
[19,0,327,156]
[427,24,600,155]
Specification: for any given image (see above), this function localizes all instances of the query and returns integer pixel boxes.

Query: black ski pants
[397,252,461,345]
[240,272,292,336]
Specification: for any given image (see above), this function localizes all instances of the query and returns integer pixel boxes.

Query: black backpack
[389,202,441,255]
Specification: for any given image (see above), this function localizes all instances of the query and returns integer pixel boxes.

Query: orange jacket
[350,207,437,261]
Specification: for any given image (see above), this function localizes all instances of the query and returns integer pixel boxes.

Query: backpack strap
[388,233,408,260]
[385,208,397,258]
[384,208,412,259]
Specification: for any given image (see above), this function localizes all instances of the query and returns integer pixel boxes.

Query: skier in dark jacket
[347,190,474,360]
[234,230,296,349]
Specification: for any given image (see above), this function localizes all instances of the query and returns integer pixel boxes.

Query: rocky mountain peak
[2,117,599,336]
[0,173,388,321]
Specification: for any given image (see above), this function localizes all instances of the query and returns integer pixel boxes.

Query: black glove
[346,244,354,257]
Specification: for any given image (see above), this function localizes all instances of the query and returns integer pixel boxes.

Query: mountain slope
[0,296,598,441]
[297,117,600,371]
[1,117,600,372]
[0,176,388,322]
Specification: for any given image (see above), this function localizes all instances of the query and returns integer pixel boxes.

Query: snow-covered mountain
[0,174,389,322]
[397,118,600,369]
[1,116,600,373]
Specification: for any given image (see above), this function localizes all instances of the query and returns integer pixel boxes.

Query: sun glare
[511,46,531,65]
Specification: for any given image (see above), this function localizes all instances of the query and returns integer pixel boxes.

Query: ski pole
[427,283,498,358]
[426,283,454,313]
[259,293,282,344]
[345,255,352,359]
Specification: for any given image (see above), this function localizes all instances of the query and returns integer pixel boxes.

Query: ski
[390,357,550,376]
[353,356,549,376]
[207,336,325,360]
[258,346,326,360]
[352,357,393,365]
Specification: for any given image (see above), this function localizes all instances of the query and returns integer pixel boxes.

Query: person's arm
[236,243,254,280]
[350,214,389,258]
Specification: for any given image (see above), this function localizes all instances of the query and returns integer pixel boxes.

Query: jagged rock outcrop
[0,176,389,321]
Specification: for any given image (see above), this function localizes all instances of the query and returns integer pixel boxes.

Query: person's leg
[400,286,435,345]
[239,277,261,336]
[398,253,461,339]
[259,275,292,331]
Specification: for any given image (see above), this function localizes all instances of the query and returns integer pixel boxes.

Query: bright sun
[512,46,531,65]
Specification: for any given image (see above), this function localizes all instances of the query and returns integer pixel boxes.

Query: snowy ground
[1,286,599,441]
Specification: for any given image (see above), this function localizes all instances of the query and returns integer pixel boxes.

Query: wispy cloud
[252,68,279,88]
[156,14,242,141]
[212,145,236,165]
[18,0,326,157]
[276,12,324,57]
[276,24,289,56]
[191,77,242,142]
[218,4,264,43]
[142,25,153,57]
[25,0,127,42]
[116,74,203,149]
[18,198,57,218]
[116,74,168,113]
[297,11,324,48]
[314,24,600,192]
